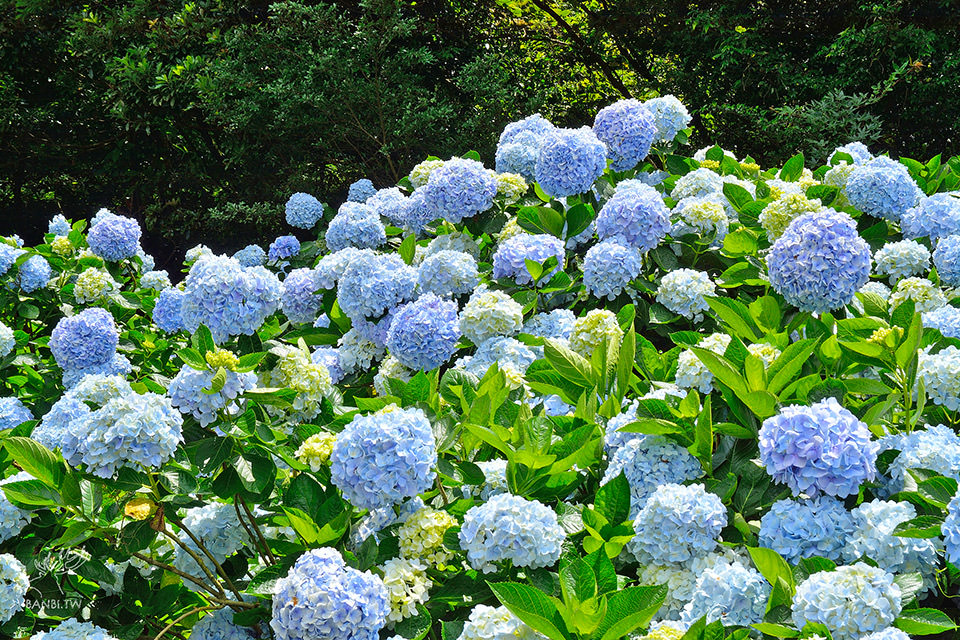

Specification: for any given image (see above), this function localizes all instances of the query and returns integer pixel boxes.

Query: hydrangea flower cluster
[409,159,446,189]
[87,214,141,261]
[881,424,960,495]
[522,308,575,341]
[846,157,921,221]
[944,492,960,565]
[873,239,931,284]
[888,276,946,312]
[767,208,871,313]
[168,364,257,426]
[0,472,31,543]
[326,202,386,252]
[337,251,417,323]
[367,187,408,226]
[418,250,479,297]
[295,432,337,472]
[0,554,28,623]
[281,267,323,324]
[18,254,52,293]
[271,548,388,640]
[49,307,119,373]
[496,114,556,181]
[492,233,565,286]
[758,398,878,497]
[680,561,770,627]
[829,141,873,165]
[269,235,301,262]
[593,98,655,171]
[901,192,960,241]
[153,287,185,332]
[596,182,671,251]
[397,506,457,567]
[421,158,497,224]
[457,604,547,640]
[74,267,117,304]
[139,269,171,290]
[381,557,432,623]
[583,239,643,300]
[0,397,32,430]
[330,405,437,510]
[672,195,729,243]
[656,268,716,320]
[569,309,623,357]
[459,287,523,345]
[923,304,960,338]
[675,333,731,393]
[758,496,853,564]
[233,243,266,267]
[385,294,461,371]
[758,193,823,241]
[628,483,726,564]
[0,244,24,275]
[918,345,960,410]
[791,563,901,640]
[31,618,119,640]
[285,192,325,229]
[190,608,254,640]
[348,179,377,203]
[671,168,722,201]
[172,502,247,579]
[48,213,71,236]
[933,233,960,286]
[643,95,691,143]
[459,493,564,573]
[535,127,607,197]
[602,435,703,516]
[267,347,333,422]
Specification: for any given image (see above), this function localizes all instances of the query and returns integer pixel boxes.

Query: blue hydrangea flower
[190,608,253,640]
[901,193,960,241]
[180,255,282,343]
[61,353,132,389]
[0,472,31,544]
[458,604,545,640]
[347,178,377,203]
[399,189,439,234]
[418,250,479,297]
[496,130,544,182]
[30,618,118,640]
[671,168,724,201]
[456,336,536,379]
[492,234,565,286]
[643,95,692,143]
[535,127,607,197]
[767,208,871,313]
[829,141,873,165]
[17,254,52,293]
[595,182,671,251]
[233,244,267,267]
[873,239,930,284]
[172,503,248,581]
[880,424,960,495]
[792,563,901,640]
[0,398,32,431]
[153,287,185,333]
[315,247,364,289]
[583,239,643,300]
[326,202,386,252]
[281,268,323,325]
[628,483,726,564]
[168,365,258,427]
[917,345,960,410]
[933,233,960,286]
[522,309,575,341]
[680,561,770,627]
[759,496,853,564]
[923,305,960,338]
[846,157,921,221]
[285,192,325,229]
[593,99,655,171]
[459,287,524,345]
[312,346,344,384]
[337,251,417,323]
[272,548,388,640]
[139,269,171,290]
[421,158,498,224]
[656,268,716,320]
[49,307,118,371]
[602,435,703,517]
[352,311,395,349]
[943,491,960,565]
[759,398,877,497]
[368,190,409,231]
[0,244,25,275]
[330,405,437,510]
[136,245,155,271]
[459,493,565,573]
[859,630,911,640]
[87,214,141,261]
[602,400,639,454]
[269,235,301,261]
[0,553,27,623]
[500,113,556,146]
[48,214,71,236]
[386,294,461,371]
[842,499,939,593]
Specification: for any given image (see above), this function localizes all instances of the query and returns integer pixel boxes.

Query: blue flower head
[48,214,71,237]
[61,353,132,389]
[347,178,377,203]
[535,127,607,197]
[285,192,324,229]
[50,307,118,371]
[492,233,565,286]
[943,491,960,566]
[829,141,873,165]
[28,618,118,640]
[418,250,479,297]
[923,305,960,338]
[792,563,901,640]
[901,193,960,241]
[271,548,388,640]
[496,130,544,182]
[326,202,386,252]
[767,208,871,312]
[593,99,656,171]
[233,244,266,267]
[153,287,185,333]
[0,245,25,275]
[583,239,643,300]
[190,607,253,640]
[934,234,960,286]
[459,493,565,573]
[366,187,409,227]
[680,561,770,627]
[759,496,854,563]
[846,157,921,221]
[643,95,692,143]
[269,235,301,261]
[385,294,461,371]
[87,214,141,261]
[0,398,32,431]
[602,434,703,517]
[628,483,726,564]
[330,405,437,510]
[880,424,960,495]
[759,398,878,497]
[522,308,575,341]
[421,158,498,224]
[18,255,52,293]
[595,182,670,251]
[281,268,323,325]
[337,251,417,323]
[168,364,257,427]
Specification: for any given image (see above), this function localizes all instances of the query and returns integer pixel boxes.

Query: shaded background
[2,0,958,270]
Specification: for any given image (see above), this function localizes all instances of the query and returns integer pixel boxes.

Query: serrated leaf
[488,582,571,640]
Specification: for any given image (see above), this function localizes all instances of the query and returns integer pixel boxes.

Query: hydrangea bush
[2,97,960,640]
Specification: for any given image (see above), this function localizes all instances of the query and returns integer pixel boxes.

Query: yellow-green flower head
[51,235,73,256]
[497,217,527,244]
[889,277,947,313]
[409,159,446,189]
[381,557,432,624]
[296,432,337,472]
[495,172,528,204]
[739,161,761,173]
[798,167,820,189]
[397,506,457,567]
[373,355,414,397]
[639,623,687,640]
[569,310,624,358]
[74,268,118,304]
[868,327,895,345]
[205,348,240,372]
[277,350,333,396]
[759,193,824,241]
[823,162,857,208]
[747,342,782,367]
[698,159,720,171]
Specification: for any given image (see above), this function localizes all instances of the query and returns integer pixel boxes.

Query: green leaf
[394,604,432,640]
[203,367,227,395]
[518,206,565,238]
[779,153,805,182]
[176,348,207,370]
[722,183,754,212]
[559,557,597,606]
[281,506,321,544]
[565,203,594,239]
[893,514,944,538]
[488,582,571,640]
[399,234,416,265]
[705,297,761,341]
[766,339,818,395]
[594,472,631,524]
[721,229,758,257]
[748,546,795,592]
[751,623,799,638]
[544,340,596,389]
[3,437,68,491]
[583,550,618,596]
[616,328,636,400]
[1,478,63,506]
[692,395,713,474]
[918,476,959,507]
[806,184,839,206]
[193,324,216,354]
[894,608,958,635]
[594,584,667,640]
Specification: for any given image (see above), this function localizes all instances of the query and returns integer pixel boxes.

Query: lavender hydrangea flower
[680,561,770,627]
[269,235,301,261]
[0,398,32,431]
[459,493,564,573]
[628,483,726,564]
[153,287,185,333]
[596,182,671,251]
[281,268,323,324]
[593,99,656,171]
[87,214,141,261]
[48,214,72,236]
[418,250,479,297]
[17,254,52,293]
[367,187,409,227]
[271,548,389,640]
[330,405,437,510]
[643,95,692,143]
[846,157,921,222]
[421,158,498,224]
[233,244,267,267]
[168,365,258,427]
[535,127,607,197]
[326,202,386,252]
[767,208,871,313]
[758,496,854,563]
[583,239,643,300]
[492,234,565,286]
[49,308,118,371]
[758,398,878,497]
[190,608,253,640]
[337,251,418,323]
[901,192,960,242]
[791,563,901,640]
[348,178,377,203]
[312,346,344,384]
[385,294,461,371]
[285,192,324,229]
[0,244,25,275]
[934,234,960,286]
[602,435,703,517]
